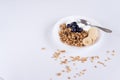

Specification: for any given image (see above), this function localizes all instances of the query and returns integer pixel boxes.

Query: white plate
[52,16,104,51]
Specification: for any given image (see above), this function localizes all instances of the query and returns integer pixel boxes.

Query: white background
[0,0,120,80]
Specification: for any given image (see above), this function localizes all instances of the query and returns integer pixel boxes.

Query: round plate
[52,16,104,54]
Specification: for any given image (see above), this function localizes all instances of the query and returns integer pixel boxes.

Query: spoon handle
[90,25,112,33]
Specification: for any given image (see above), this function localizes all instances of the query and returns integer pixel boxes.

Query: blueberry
[67,24,71,28]
[71,28,77,32]
[71,24,79,29]
[76,27,83,32]
[75,24,79,28]
[71,22,77,26]
[71,25,77,28]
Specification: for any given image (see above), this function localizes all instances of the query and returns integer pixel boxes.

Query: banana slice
[83,37,93,46]
[88,27,99,41]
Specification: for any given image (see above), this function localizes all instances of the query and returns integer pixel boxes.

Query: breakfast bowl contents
[53,16,103,48]
[59,21,99,47]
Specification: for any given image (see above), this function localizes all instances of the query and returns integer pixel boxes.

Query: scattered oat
[52,52,60,59]
[89,56,99,62]
[111,50,116,56]
[94,56,99,59]
[112,54,115,56]
[56,73,61,76]
[97,61,106,67]
[106,50,110,53]
[60,59,68,64]
[82,69,87,72]
[80,71,84,75]
[112,50,115,53]
[60,50,66,53]
[94,65,97,68]
[41,48,46,50]
[78,69,87,76]
[89,56,94,62]
[62,70,65,72]
[105,57,111,61]
[67,77,71,79]
[70,56,81,61]
[80,57,88,63]
[65,66,71,73]
[52,50,66,59]
[104,59,108,62]
[107,57,111,60]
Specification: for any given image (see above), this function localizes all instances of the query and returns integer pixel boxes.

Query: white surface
[0,0,120,80]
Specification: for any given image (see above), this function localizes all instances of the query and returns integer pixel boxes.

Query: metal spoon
[79,19,112,33]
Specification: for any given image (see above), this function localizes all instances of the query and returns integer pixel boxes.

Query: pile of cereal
[59,21,99,47]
